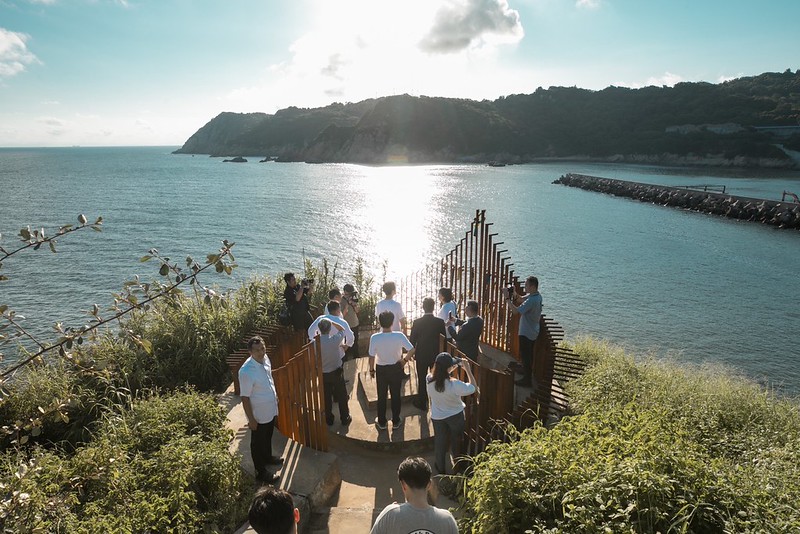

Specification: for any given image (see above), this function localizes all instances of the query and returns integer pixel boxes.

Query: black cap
[435,352,461,367]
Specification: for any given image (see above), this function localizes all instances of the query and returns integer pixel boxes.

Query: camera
[349,291,359,303]
[506,284,514,297]
[301,278,314,287]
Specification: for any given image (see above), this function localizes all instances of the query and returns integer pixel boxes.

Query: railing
[272,339,328,452]
[226,328,328,451]
[399,210,586,457]
[674,184,727,194]
[399,210,523,354]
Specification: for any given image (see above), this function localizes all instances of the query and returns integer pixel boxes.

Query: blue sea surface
[1,147,799,393]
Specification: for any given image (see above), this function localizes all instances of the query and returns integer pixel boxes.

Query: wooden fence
[399,209,587,457]
[272,339,329,452]
[227,327,328,452]
[399,209,523,353]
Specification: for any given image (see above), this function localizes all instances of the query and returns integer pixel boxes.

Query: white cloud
[36,116,67,136]
[419,0,523,54]
[617,71,685,89]
[0,28,40,78]
[36,116,64,127]
[28,0,58,4]
[221,0,529,114]
[576,0,601,9]
[645,71,684,87]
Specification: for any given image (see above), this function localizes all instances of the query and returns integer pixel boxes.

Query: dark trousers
[519,335,536,380]
[376,362,403,425]
[323,367,350,422]
[433,411,466,474]
[345,329,360,359]
[251,416,276,478]
[416,357,434,407]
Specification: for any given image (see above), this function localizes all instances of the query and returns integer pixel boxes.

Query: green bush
[122,277,277,391]
[461,338,800,533]
[0,389,251,533]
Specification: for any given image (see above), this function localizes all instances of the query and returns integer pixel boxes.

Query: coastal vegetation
[461,338,800,533]
[0,216,376,532]
[175,70,800,167]
[4,217,799,532]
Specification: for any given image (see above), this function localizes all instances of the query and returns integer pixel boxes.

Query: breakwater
[553,173,800,230]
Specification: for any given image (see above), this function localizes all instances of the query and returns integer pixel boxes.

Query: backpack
[278,303,292,326]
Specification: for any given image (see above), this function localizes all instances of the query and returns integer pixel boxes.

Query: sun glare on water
[355,165,442,276]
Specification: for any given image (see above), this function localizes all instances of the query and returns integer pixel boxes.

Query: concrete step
[308,506,378,533]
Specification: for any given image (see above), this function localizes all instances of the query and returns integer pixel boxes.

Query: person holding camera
[283,272,314,333]
[341,284,361,358]
[427,352,477,475]
[506,275,542,388]
[446,300,484,361]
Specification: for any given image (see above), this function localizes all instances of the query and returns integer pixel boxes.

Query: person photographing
[427,352,478,475]
[506,275,542,388]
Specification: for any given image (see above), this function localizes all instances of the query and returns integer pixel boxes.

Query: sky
[0,0,798,147]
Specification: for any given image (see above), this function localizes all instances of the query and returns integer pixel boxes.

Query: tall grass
[462,338,800,533]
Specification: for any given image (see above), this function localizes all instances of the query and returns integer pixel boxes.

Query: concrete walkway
[221,370,461,533]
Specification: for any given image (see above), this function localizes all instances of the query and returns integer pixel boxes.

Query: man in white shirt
[374,281,406,332]
[374,281,410,378]
[239,336,283,484]
[307,300,355,359]
[370,457,459,534]
[369,311,416,430]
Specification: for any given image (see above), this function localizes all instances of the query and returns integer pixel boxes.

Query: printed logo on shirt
[407,530,435,534]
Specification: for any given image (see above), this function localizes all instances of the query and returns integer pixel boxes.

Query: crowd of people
[238,271,543,532]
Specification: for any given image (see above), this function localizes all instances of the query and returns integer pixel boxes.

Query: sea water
[1,147,799,394]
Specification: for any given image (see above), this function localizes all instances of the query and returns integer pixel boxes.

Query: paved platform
[220,385,340,534]
[331,357,435,453]
[225,342,521,533]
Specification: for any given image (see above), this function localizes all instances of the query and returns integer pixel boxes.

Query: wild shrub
[122,277,277,391]
[461,338,800,533]
[0,389,251,533]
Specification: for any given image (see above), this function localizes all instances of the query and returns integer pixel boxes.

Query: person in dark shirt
[446,300,484,361]
[283,272,313,332]
[410,297,447,411]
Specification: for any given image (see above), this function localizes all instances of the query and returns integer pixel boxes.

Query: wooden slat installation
[227,326,303,395]
[397,210,588,458]
[272,339,328,452]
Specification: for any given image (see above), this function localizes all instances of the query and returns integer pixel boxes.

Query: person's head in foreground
[248,486,299,534]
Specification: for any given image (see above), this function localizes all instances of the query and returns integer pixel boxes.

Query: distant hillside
[174,70,800,168]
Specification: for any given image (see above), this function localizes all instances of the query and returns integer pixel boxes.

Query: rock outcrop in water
[553,173,800,230]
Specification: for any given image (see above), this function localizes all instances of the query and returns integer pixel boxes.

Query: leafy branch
[0,214,103,282]
[0,240,236,381]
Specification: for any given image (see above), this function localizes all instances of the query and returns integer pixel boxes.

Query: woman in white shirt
[426,352,478,474]
[437,288,457,338]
